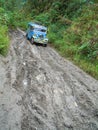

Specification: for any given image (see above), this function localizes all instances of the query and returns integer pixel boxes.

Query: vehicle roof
[28,22,47,30]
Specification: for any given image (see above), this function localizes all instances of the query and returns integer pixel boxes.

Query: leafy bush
[0,25,9,55]
[34,13,50,26]
[64,4,98,60]
[0,7,9,25]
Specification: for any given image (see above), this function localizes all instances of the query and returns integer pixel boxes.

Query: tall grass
[0,25,9,56]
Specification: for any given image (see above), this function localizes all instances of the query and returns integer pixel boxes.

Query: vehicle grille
[39,34,44,39]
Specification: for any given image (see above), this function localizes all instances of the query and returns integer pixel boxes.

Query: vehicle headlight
[33,34,37,38]
[44,38,48,41]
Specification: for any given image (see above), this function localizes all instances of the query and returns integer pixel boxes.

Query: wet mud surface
[0,30,98,130]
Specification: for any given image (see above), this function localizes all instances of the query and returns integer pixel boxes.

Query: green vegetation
[0,0,98,79]
[0,0,27,55]
[0,25,9,55]
[0,7,9,55]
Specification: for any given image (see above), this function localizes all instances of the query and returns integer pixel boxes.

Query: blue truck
[26,22,48,47]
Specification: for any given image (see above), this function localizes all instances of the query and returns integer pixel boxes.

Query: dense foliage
[64,4,98,60]
[0,7,9,55]
[0,0,98,78]
[0,0,26,55]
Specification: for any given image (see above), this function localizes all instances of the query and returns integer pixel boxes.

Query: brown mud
[0,30,98,130]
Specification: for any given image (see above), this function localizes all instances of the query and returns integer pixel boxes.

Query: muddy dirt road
[0,30,98,130]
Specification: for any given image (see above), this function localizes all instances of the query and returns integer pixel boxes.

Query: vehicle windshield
[34,28,46,32]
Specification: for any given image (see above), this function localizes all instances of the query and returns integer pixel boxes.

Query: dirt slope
[0,30,98,130]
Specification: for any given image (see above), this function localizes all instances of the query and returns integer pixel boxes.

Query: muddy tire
[30,38,34,44]
[43,44,47,47]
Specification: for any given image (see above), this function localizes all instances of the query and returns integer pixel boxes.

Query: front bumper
[33,37,48,44]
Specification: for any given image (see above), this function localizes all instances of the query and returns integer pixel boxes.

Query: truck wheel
[43,44,47,47]
[30,38,34,44]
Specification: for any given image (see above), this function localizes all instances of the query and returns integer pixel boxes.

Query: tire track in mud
[0,30,98,130]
